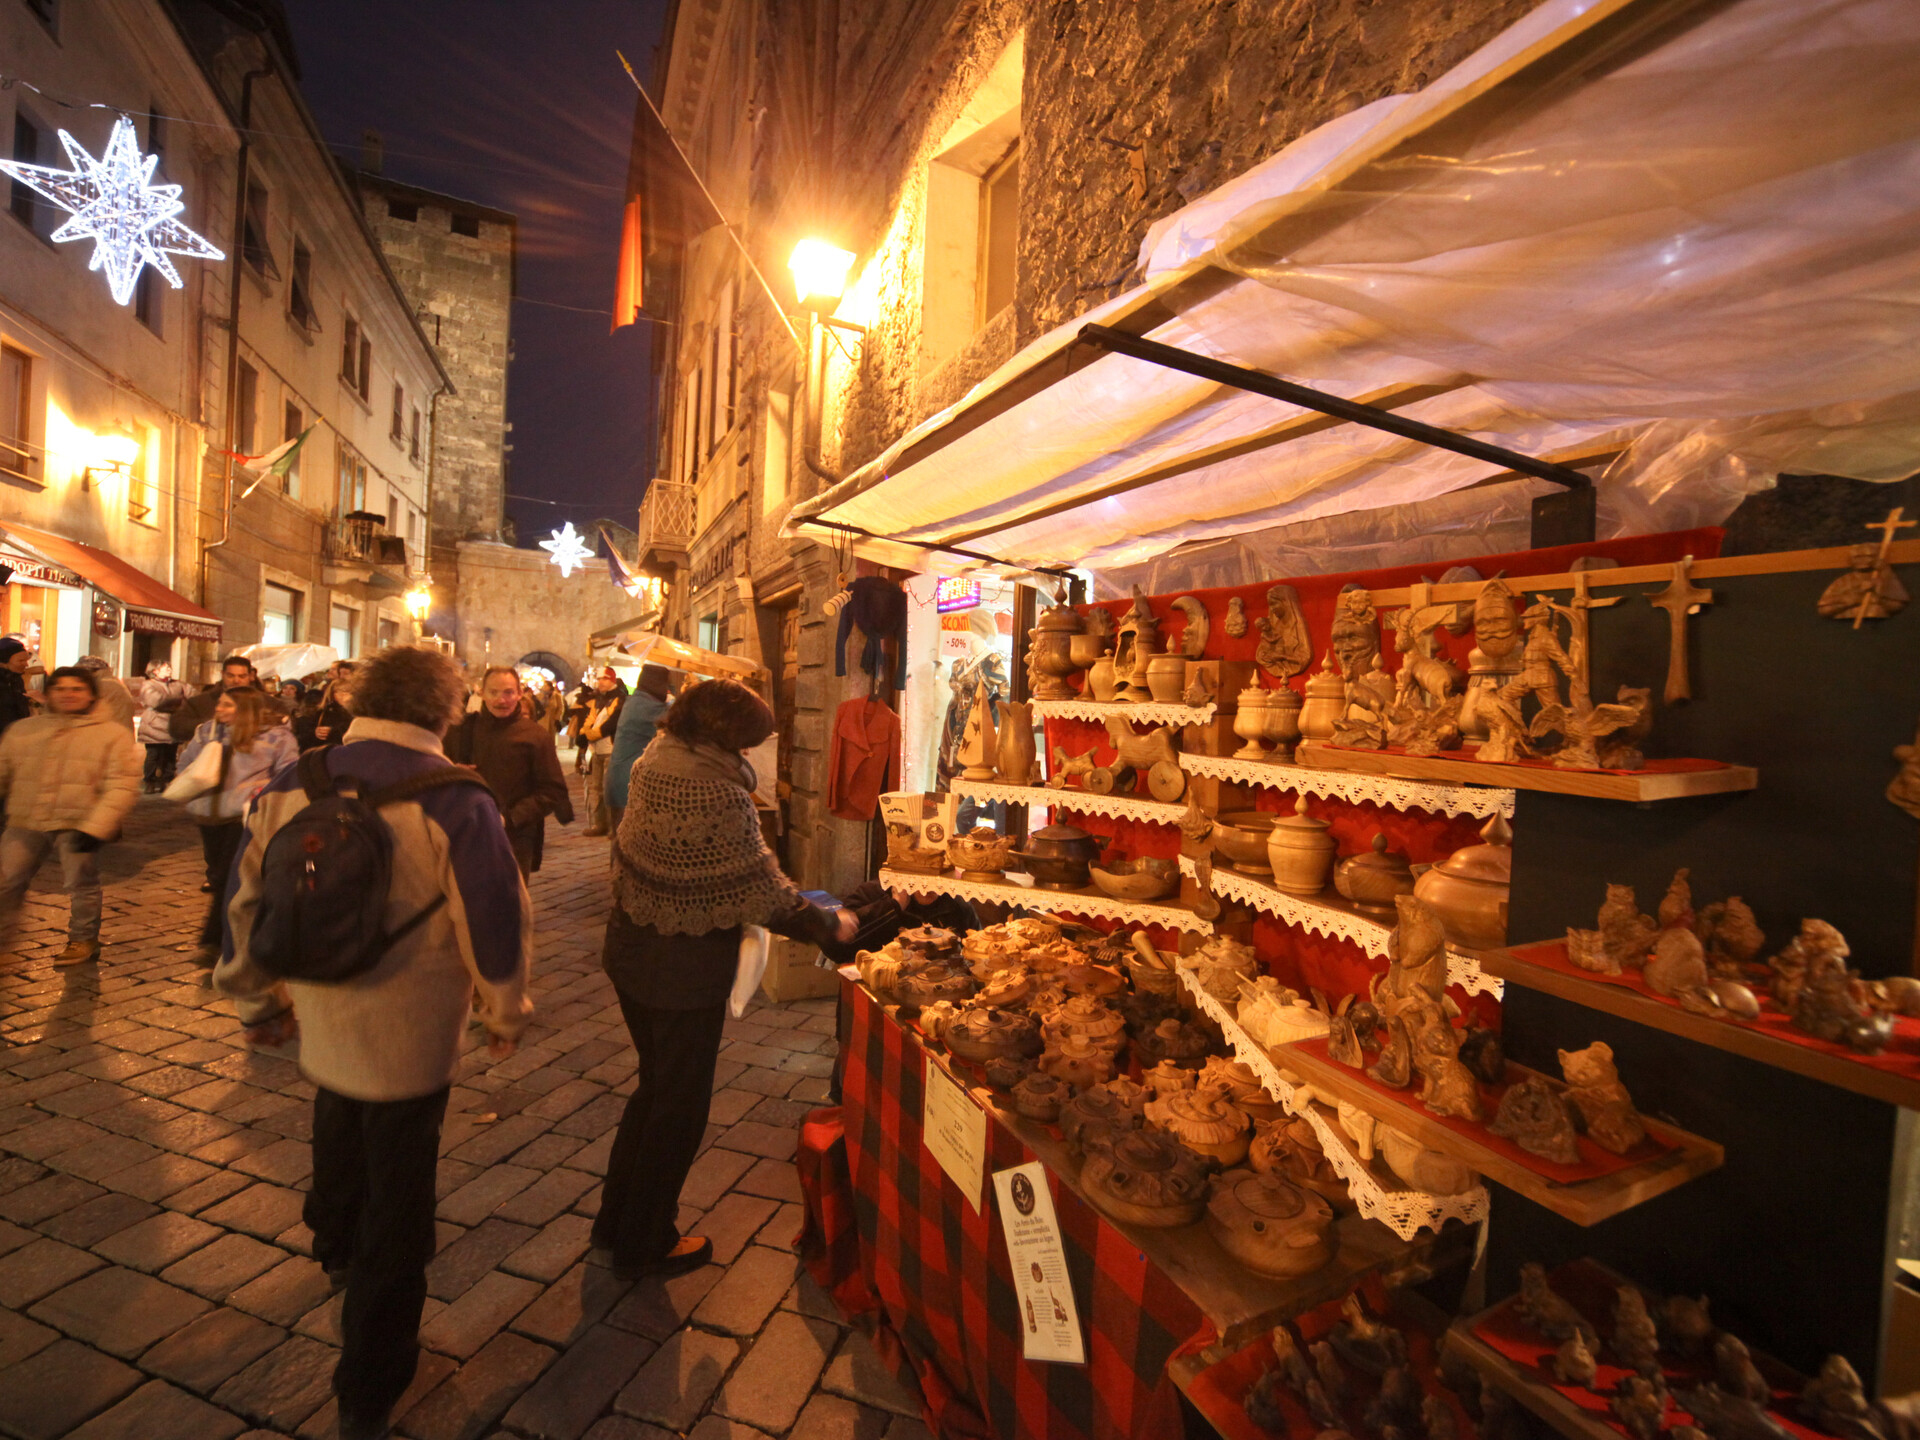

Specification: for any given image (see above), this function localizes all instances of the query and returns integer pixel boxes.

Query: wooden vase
[995,700,1037,785]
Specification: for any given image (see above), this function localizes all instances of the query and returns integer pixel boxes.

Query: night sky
[283,0,669,548]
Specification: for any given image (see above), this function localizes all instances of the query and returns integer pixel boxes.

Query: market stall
[788,0,1920,1436]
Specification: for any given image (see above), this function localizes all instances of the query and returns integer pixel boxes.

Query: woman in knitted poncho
[596,679,856,1278]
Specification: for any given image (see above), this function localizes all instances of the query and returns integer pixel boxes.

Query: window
[128,423,159,524]
[336,443,367,515]
[9,114,40,231]
[390,382,404,442]
[358,336,372,402]
[386,198,418,222]
[262,583,301,645]
[919,35,1023,374]
[977,141,1020,326]
[234,360,258,454]
[329,602,357,658]
[698,613,720,652]
[340,316,359,386]
[134,268,162,334]
[281,401,304,496]
[1,344,35,479]
[288,240,315,331]
[409,407,421,462]
[377,617,398,649]
[450,213,480,238]
[241,179,273,274]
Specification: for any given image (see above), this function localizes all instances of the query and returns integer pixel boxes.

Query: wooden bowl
[1089,858,1179,902]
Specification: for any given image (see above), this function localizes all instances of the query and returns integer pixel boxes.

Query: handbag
[163,741,226,805]
[730,924,770,1018]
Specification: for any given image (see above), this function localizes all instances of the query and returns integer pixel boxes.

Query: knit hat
[0,638,24,662]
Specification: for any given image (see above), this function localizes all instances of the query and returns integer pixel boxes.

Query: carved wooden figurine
[1647,557,1714,703]
[957,684,997,781]
[1170,595,1210,659]
[1818,508,1912,627]
[1559,1042,1645,1155]
[1255,584,1312,681]
[1567,883,1658,975]
[1329,586,1380,684]
[1101,715,1185,802]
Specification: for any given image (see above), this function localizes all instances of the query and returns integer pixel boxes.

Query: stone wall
[353,175,514,547]
[443,541,639,681]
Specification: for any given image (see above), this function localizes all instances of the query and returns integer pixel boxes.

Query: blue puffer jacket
[179,718,299,822]
[605,690,668,812]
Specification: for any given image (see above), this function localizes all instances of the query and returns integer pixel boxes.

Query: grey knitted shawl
[611,733,799,935]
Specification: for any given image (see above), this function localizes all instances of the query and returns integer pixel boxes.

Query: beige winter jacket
[0,708,142,837]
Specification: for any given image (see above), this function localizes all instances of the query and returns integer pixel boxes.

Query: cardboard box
[759,935,841,1003]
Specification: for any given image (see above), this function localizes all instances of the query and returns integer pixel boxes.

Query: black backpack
[249,748,492,984]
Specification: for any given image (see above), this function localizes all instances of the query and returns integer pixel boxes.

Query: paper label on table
[992,1161,1086,1365]
[923,1060,987,1213]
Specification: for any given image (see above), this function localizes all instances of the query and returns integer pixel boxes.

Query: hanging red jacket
[827,696,901,822]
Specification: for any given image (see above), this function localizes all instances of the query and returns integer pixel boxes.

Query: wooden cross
[1857,507,1916,629]
[1648,555,1714,703]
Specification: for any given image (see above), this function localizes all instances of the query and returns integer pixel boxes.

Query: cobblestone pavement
[0,779,925,1440]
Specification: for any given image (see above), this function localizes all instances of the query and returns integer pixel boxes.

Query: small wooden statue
[1819,508,1912,627]
[1489,1077,1581,1165]
[1514,1263,1598,1348]
[1254,584,1311,680]
[1567,883,1658,975]
[1559,1042,1646,1155]
[1552,1333,1599,1387]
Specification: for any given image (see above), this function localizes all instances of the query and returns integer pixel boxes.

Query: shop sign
[690,534,741,590]
[127,610,222,642]
[935,578,980,613]
[0,552,82,588]
[92,601,120,639]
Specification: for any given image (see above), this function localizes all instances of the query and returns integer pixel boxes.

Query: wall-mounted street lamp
[404,582,432,621]
[82,428,140,491]
[788,239,856,313]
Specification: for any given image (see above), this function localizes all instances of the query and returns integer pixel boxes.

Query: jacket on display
[826,696,901,822]
[834,575,908,690]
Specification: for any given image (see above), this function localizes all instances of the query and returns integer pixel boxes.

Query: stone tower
[349,168,515,550]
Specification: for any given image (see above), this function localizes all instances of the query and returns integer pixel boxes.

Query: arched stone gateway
[517,650,576,687]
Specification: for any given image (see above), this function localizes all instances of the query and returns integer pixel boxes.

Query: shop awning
[614,630,768,681]
[788,0,1920,580]
[0,522,223,639]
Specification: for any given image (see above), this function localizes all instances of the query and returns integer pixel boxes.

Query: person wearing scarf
[597,679,856,1279]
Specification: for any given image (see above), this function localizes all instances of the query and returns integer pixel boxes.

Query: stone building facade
[349,170,515,549]
[0,0,448,685]
[641,0,1533,895]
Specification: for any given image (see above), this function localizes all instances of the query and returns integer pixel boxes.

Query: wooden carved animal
[1646,928,1711,999]
[1048,745,1102,790]
[1612,1287,1662,1376]
[1553,1333,1599,1387]
[1367,1016,1413,1088]
[1613,1375,1670,1440]
[1663,1294,1715,1358]
[1385,601,1468,710]
[1714,1335,1771,1404]
[1514,1263,1598,1348]
[1101,716,1184,800]
[1559,1042,1646,1155]
[1595,686,1654,770]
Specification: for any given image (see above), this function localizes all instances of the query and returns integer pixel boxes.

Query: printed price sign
[922,1060,987,1213]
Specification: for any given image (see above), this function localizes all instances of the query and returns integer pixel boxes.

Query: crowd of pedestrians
[0,635,852,1440]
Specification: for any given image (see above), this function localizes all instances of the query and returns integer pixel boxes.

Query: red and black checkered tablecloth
[802,977,1207,1440]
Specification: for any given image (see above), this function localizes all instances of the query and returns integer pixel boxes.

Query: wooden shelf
[1442,1259,1809,1440]
[1180,751,1516,821]
[1484,942,1920,1111]
[878,866,1213,933]
[951,777,1188,824]
[1293,741,1757,803]
[1276,1043,1723,1227]
[948,1050,1458,1351]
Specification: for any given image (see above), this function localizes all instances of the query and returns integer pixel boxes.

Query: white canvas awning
[788,0,1920,581]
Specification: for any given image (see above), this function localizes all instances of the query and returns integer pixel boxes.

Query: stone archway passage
[518,649,576,687]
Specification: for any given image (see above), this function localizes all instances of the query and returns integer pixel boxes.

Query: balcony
[637,479,695,570]
[322,510,412,594]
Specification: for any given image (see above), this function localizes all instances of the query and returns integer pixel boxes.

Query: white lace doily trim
[1176,856,1504,999]
[1033,698,1217,727]
[953,778,1188,826]
[878,867,1214,933]
[1178,969,1490,1239]
[1179,753,1516,820]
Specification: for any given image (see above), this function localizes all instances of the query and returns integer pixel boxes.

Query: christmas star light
[0,115,224,306]
[540,521,594,577]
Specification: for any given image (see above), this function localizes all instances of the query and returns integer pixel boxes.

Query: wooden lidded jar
[1412,813,1512,950]
[1298,654,1347,742]
[1266,795,1335,896]
[1233,686,1272,760]
[1334,833,1416,915]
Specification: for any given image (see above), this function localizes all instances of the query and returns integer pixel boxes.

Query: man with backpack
[215,645,531,1440]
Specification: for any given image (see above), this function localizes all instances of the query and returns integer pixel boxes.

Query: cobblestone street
[0,780,923,1440]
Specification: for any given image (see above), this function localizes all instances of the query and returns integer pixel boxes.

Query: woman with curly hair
[596,678,856,1278]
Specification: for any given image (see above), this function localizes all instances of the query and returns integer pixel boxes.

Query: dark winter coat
[445,708,575,871]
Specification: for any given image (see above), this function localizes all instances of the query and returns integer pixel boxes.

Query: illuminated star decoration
[0,115,225,306]
[540,521,594,577]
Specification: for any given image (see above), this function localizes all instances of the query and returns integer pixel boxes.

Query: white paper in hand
[731,924,770,1018]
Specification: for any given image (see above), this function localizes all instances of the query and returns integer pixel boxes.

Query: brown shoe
[55,941,100,967]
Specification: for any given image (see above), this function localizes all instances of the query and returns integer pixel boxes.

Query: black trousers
[596,996,728,1266]
[305,1084,449,1419]
[198,821,244,947]
[142,742,178,788]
